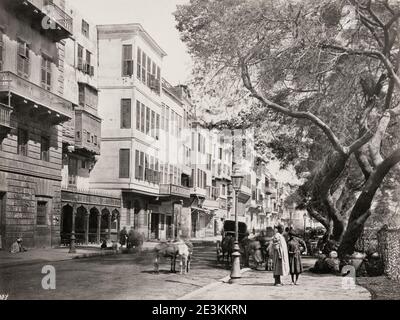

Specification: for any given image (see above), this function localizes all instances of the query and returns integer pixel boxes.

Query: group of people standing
[269,225,307,286]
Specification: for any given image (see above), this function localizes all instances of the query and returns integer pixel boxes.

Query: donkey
[153,240,193,274]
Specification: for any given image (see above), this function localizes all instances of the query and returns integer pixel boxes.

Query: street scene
[1,0,400,301]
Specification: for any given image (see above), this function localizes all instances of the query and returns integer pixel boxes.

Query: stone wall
[378,227,400,282]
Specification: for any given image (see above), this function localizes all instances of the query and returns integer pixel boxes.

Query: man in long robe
[269,225,290,286]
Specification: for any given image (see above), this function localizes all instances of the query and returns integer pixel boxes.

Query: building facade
[0,0,120,249]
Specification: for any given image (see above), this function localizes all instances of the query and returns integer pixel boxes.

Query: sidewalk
[179,268,372,300]
[0,241,161,268]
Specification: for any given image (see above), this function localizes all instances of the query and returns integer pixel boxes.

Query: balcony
[190,186,207,198]
[5,0,73,41]
[0,102,13,131]
[74,110,101,155]
[159,184,191,199]
[0,71,73,124]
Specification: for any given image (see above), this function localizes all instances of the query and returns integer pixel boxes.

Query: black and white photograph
[1,0,400,305]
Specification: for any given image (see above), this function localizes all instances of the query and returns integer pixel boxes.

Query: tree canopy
[175,0,400,256]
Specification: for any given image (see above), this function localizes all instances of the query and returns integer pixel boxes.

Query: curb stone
[177,268,252,300]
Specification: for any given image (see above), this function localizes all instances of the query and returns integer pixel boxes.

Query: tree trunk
[338,148,400,257]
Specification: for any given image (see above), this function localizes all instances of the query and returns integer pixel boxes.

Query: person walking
[269,225,289,286]
[287,231,307,285]
[119,226,128,248]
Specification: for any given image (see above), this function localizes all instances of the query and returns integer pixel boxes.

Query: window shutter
[135,150,140,179]
[119,149,130,178]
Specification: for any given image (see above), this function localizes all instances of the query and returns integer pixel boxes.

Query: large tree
[175,0,400,257]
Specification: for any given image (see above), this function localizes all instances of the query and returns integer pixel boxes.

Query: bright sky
[68,0,192,85]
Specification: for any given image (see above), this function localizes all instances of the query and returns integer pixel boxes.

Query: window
[120,99,131,129]
[37,201,47,226]
[68,157,78,185]
[122,45,133,76]
[76,131,81,140]
[136,101,141,130]
[156,114,160,140]
[17,40,30,78]
[135,150,140,180]
[0,31,4,71]
[142,51,147,83]
[77,44,84,70]
[82,19,89,37]
[151,110,155,138]
[94,136,97,145]
[85,50,93,75]
[40,136,50,162]
[119,149,130,178]
[87,132,91,143]
[145,154,149,182]
[17,128,28,156]
[219,148,223,160]
[140,103,145,133]
[146,107,150,135]
[41,56,52,90]
[137,48,142,80]
[140,151,144,180]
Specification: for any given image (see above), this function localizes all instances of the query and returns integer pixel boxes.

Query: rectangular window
[156,114,160,140]
[37,201,47,226]
[150,156,154,183]
[17,40,30,78]
[145,154,149,181]
[77,44,84,70]
[40,136,50,162]
[120,99,131,129]
[68,157,78,185]
[87,132,91,143]
[146,107,150,135]
[0,31,4,71]
[140,151,144,180]
[155,158,159,184]
[142,52,147,84]
[119,149,130,178]
[136,101,141,130]
[82,19,89,37]
[17,128,28,156]
[140,103,145,133]
[165,106,170,133]
[147,56,152,87]
[85,50,93,75]
[94,135,98,145]
[41,56,52,91]
[137,47,142,80]
[151,110,155,138]
[135,150,140,179]
[122,44,133,76]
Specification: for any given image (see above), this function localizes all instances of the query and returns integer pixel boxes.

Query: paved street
[0,243,231,300]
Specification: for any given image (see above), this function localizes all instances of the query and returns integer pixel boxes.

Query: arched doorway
[89,208,99,244]
[61,205,73,246]
[101,208,110,241]
[75,206,87,245]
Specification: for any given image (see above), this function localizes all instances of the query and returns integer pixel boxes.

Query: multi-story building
[0,0,120,250]
[59,6,120,247]
[0,0,74,248]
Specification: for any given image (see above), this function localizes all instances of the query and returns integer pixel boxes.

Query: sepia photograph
[1,0,400,306]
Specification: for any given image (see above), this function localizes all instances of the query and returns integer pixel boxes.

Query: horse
[153,240,193,274]
[219,234,235,266]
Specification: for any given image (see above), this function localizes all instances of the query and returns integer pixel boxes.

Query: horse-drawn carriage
[216,220,248,263]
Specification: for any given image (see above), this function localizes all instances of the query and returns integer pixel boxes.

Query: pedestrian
[127,226,135,249]
[100,239,108,249]
[287,231,307,285]
[119,226,128,247]
[283,227,290,243]
[10,238,27,254]
[269,225,289,286]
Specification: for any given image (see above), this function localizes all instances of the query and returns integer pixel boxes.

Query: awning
[191,207,215,216]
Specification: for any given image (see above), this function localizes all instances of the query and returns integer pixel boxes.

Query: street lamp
[230,170,244,281]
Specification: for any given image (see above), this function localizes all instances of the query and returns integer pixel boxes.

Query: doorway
[150,212,160,240]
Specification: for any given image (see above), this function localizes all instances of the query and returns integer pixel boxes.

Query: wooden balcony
[4,0,73,41]
[0,71,73,124]
[74,109,101,155]
[159,184,191,198]
[0,102,13,130]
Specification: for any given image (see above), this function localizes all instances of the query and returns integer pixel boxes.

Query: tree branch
[240,59,346,155]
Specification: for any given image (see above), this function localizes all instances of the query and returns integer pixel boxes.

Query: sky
[68,0,193,85]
